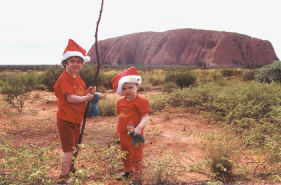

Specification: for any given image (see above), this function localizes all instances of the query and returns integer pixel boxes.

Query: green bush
[80,65,118,89]
[99,71,118,89]
[1,75,29,112]
[165,71,196,88]
[99,98,116,116]
[166,80,281,167]
[167,81,281,123]
[150,94,168,112]
[41,67,63,91]
[22,72,45,91]
[162,82,177,93]
[220,69,242,77]
[79,64,97,87]
[255,61,281,83]
[0,143,56,185]
[242,70,256,81]
[145,151,187,185]
[144,69,165,86]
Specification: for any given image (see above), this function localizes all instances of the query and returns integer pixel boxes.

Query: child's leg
[130,145,144,183]
[57,119,81,176]
[60,152,73,177]
[120,133,144,173]
[119,133,133,173]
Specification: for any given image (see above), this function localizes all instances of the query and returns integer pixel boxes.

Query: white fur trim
[62,51,89,62]
[116,75,142,95]
[84,56,90,62]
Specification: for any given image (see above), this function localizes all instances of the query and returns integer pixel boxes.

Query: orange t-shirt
[53,71,87,124]
[117,95,151,134]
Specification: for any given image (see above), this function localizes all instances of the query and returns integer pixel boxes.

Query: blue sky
[1,0,280,65]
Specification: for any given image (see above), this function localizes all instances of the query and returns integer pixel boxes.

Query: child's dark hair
[62,60,67,68]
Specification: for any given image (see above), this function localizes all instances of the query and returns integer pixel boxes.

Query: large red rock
[88,28,278,67]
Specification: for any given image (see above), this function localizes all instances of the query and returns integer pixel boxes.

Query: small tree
[165,71,196,88]
[1,75,29,112]
[255,61,281,83]
[41,67,63,91]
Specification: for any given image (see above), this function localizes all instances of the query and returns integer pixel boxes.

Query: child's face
[121,83,138,99]
[65,56,84,75]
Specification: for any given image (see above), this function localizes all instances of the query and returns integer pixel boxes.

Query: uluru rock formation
[88,28,278,67]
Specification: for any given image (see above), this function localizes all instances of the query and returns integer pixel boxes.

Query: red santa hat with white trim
[62,39,90,63]
[111,66,142,95]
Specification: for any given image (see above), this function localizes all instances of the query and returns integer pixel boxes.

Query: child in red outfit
[54,39,95,184]
[112,67,151,184]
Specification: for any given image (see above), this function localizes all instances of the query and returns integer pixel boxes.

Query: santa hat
[111,67,142,95]
[62,39,90,63]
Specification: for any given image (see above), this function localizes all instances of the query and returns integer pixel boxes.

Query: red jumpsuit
[53,70,87,152]
[116,95,151,173]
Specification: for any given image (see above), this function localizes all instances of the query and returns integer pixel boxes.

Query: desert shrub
[175,72,196,88]
[145,151,187,185]
[0,143,56,185]
[210,71,224,82]
[1,75,29,112]
[165,71,180,82]
[0,79,4,91]
[80,65,118,89]
[167,81,281,124]
[140,82,153,92]
[211,158,233,181]
[255,61,281,83]
[162,82,178,93]
[22,71,45,91]
[149,94,168,112]
[79,64,97,87]
[144,69,165,86]
[193,70,223,85]
[165,71,196,88]
[99,97,116,116]
[199,133,244,183]
[166,85,216,109]
[149,76,164,86]
[41,67,63,91]
[0,139,126,184]
[242,70,256,81]
[77,143,126,180]
[167,80,281,172]
[220,69,242,77]
[100,71,118,89]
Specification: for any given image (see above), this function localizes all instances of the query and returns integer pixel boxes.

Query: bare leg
[60,152,73,177]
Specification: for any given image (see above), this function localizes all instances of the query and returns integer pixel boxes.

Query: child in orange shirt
[112,67,151,185]
[53,39,95,185]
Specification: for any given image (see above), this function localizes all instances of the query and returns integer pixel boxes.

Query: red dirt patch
[0,90,237,184]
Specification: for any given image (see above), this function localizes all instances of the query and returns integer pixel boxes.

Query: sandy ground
[0,90,245,185]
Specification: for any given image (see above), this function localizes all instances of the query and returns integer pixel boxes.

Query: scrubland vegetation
[1,61,281,184]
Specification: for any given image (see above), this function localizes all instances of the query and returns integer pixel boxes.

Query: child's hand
[134,126,142,135]
[88,86,96,95]
[86,93,94,101]
[127,125,135,133]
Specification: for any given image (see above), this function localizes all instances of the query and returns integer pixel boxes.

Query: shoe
[129,180,142,185]
[56,179,67,185]
[56,174,71,185]
[116,171,132,180]
[115,139,120,144]
[70,166,76,173]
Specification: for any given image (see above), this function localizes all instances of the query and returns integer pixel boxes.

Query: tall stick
[93,0,104,87]
[72,0,104,171]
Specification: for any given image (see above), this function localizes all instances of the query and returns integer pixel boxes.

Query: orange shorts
[57,118,81,152]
